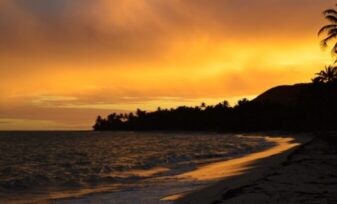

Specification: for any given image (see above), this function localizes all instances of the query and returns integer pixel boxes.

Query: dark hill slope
[93,82,337,132]
[248,82,337,131]
[253,83,311,106]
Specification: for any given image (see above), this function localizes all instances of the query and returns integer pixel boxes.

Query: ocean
[0,131,275,204]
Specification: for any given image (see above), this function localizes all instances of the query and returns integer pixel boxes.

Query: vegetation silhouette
[318,4,337,59]
[93,73,337,132]
[312,65,337,84]
[94,3,337,133]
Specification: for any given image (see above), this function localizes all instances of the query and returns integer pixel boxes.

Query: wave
[0,131,275,203]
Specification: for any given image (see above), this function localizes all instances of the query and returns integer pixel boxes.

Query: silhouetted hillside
[253,83,311,106]
[93,82,337,132]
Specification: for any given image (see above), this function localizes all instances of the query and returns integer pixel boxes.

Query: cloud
[0,0,335,129]
[1,0,333,58]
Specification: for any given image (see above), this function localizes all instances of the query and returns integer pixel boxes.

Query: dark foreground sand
[177,133,337,204]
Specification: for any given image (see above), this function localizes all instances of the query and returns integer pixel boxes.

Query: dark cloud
[1,0,333,54]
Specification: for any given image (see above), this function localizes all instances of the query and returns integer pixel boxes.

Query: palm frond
[328,28,337,36]
[323,9,337,16]
[313,64,337,83]
[321,41,328,48]
[318,24,337,36]
[312,76,324,84]
[318,68,328,78]
[320,34,336,48]
[325,15,337,23]
[331,68,336,73]
[331,43,337,56]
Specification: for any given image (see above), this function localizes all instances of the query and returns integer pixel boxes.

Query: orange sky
[0,0,335,130]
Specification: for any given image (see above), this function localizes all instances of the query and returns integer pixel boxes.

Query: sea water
[0,131,275,203]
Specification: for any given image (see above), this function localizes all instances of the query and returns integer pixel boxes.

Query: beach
[48,134,309,204]
[3,1,337,204]
[2,132,328,204]
[176,133,337,204]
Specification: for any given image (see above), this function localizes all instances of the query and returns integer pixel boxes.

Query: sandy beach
[176,133,337,204]
[3,132,334,204]
[3,1,337,204]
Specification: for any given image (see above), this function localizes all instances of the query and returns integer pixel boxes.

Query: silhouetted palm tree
[312,65,337,84]
[318,5,337,57]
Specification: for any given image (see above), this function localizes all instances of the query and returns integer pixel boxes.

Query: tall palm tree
[318,5,337,57]
[312,65,337,84]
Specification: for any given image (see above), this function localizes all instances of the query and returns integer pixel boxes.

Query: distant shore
[176,133,337,204]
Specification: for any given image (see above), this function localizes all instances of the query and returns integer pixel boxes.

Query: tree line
[93,71,337,132]
[93,3,337,132]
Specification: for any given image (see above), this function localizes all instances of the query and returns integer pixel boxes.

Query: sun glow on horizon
[0,0,335,130]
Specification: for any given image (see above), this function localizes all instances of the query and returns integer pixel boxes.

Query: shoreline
[169,134,312,203]
[0,133,278,204]
[48,134,309,204]
[213,133,337,204]
[175,135,328,204]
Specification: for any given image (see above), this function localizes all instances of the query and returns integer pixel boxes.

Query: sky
[0,0,335,130]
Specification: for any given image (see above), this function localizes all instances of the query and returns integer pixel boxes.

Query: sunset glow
[0,0,335,130]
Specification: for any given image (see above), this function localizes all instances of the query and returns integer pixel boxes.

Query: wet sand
[175,133,337,204]
[176,136,300,181]
[216,135,337,204]
[167,135,310,203]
